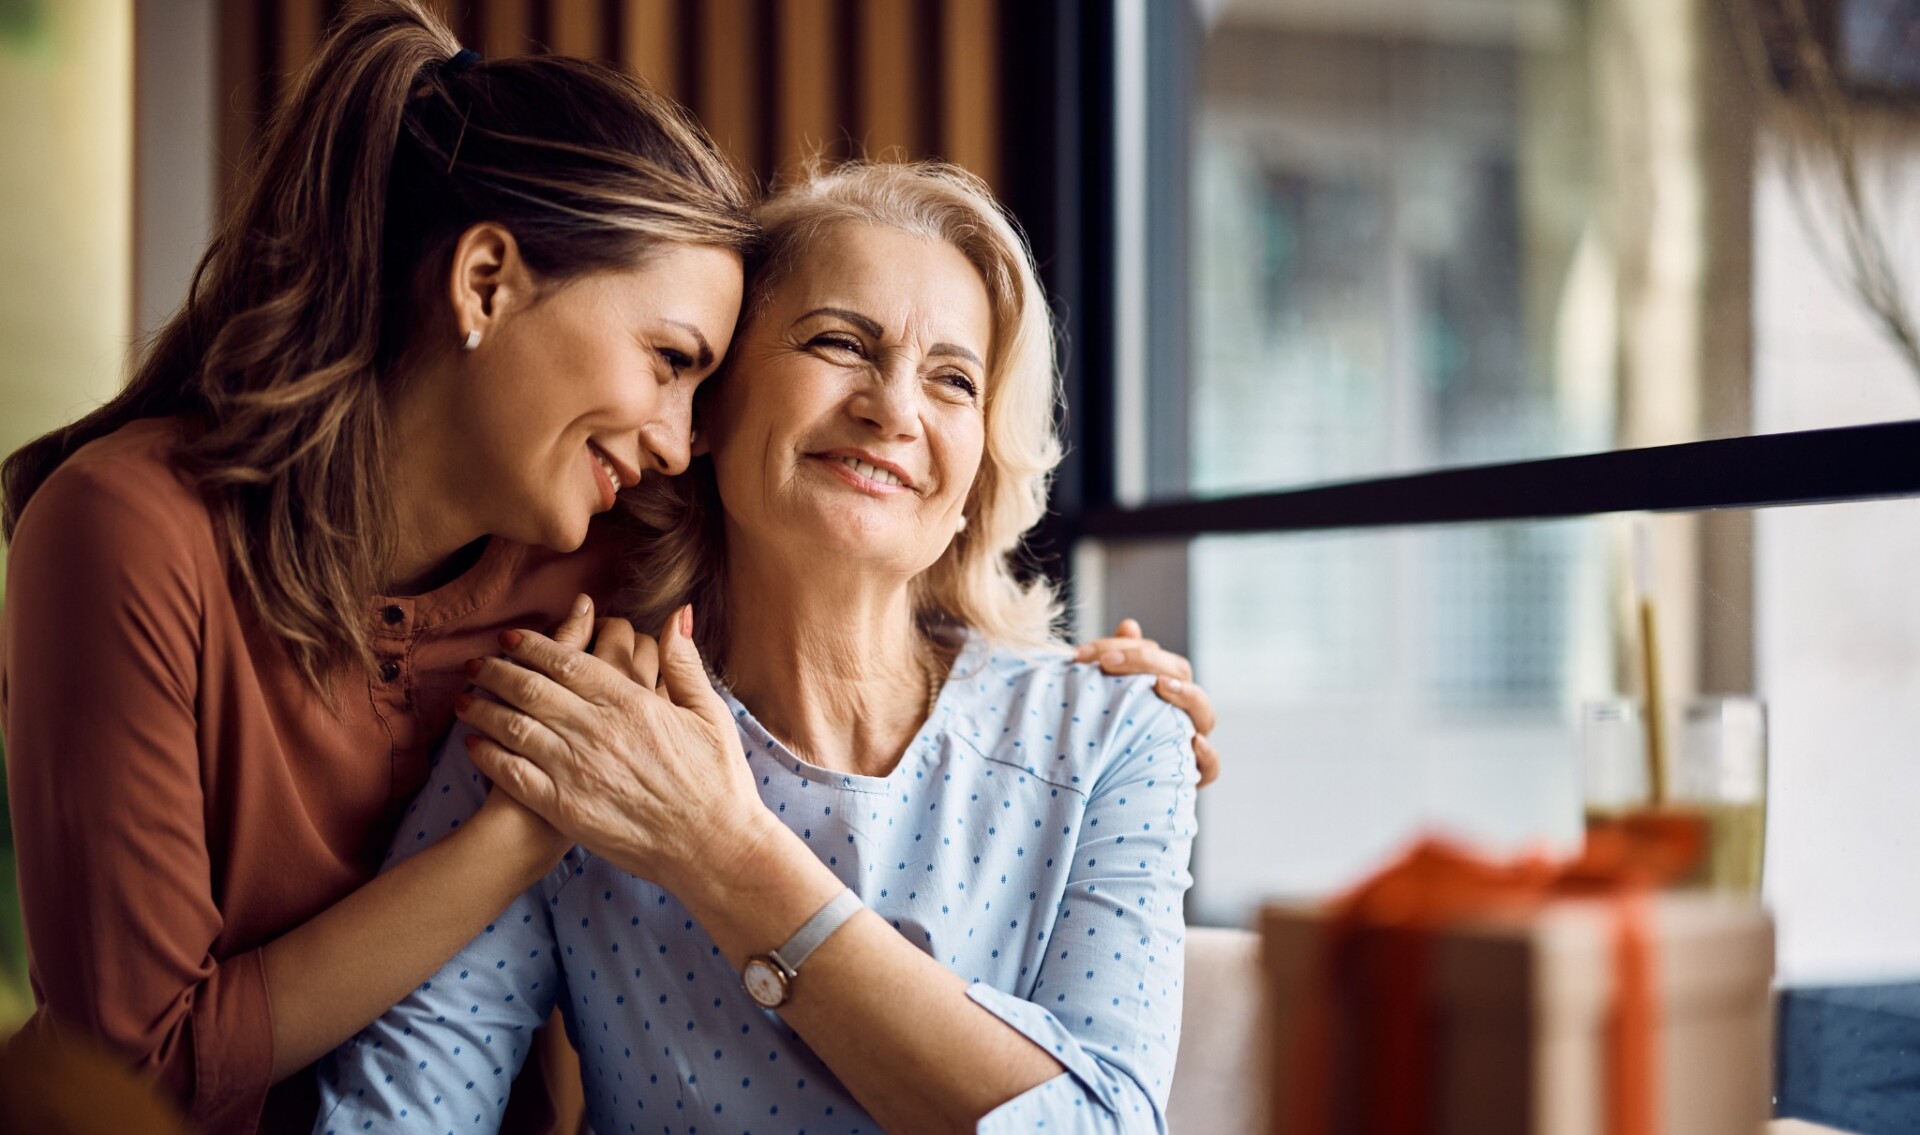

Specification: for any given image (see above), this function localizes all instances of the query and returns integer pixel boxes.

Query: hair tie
[445,48,481,76]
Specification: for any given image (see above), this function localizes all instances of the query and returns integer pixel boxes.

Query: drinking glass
[1580,698,1651,829]
[1672,697,1768,894]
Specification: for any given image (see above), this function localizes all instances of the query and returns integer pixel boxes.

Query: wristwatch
[741,888,863,1009]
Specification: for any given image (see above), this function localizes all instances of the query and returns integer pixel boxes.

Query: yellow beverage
[1690,800,1765,894]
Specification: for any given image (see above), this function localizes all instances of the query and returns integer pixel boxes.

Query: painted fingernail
[453,693,473,713]
[465,658,483,678]
[462,732,478,748]
[499,630,524,651]
[1102,650,1125,667]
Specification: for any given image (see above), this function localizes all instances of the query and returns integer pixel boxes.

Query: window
[1002,0,1920,990]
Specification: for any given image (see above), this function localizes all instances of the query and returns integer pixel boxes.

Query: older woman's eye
[809,332,864,356]
[937,372,980,400]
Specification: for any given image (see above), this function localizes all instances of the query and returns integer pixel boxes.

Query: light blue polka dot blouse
[315,634,1199,1134]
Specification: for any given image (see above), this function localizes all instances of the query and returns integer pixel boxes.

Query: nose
[848,356,923,440]
[639,379,695,476]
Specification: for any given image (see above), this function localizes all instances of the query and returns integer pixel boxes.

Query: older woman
[317,163,1199,1134]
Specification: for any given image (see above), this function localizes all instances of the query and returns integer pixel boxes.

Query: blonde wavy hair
[618,161,1065,665]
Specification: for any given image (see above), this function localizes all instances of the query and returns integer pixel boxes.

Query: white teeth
[592,448,620,488]
[838,455,903,487]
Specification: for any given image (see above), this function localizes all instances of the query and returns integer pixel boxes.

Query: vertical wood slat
[774,0,839,176]
[278,0,325,104]
[619,0,681,99]
[548,0,605,57]
[940,0,998,190]
[217,0,263,211]
[697,0,759,174]
[480,0,535,59]
[856,0,920,159]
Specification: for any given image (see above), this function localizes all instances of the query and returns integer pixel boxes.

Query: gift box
[1260,837,1774,1135]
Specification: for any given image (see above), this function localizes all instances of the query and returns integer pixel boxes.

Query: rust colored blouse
[0,419,617,1133]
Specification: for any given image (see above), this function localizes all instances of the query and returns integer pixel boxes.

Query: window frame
[997,0,1920,564]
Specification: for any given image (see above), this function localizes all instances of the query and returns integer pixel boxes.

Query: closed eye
[936,371,979,400]
[659,348,695,376]
[809,332,866,358]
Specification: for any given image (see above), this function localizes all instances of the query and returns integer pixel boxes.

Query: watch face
[742,958,788,1008]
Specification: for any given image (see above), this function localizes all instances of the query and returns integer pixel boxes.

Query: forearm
[260,797,563,1080]
[662,819,1066,1134]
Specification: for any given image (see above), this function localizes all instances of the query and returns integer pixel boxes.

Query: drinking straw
[1635,521,1668,803]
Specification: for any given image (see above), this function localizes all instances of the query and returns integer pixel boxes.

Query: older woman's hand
[453,601,769,889]
[1073,618,1220,786]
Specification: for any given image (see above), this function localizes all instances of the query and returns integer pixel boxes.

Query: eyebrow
[793,306,884,338]
[664,320,715,370]
[929,342,984,368]
[793,307,984,368]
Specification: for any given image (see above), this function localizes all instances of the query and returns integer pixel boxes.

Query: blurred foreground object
[1263,829,1773,1135]
[0,1026,196,1134]
[1167,926,1268,1135]
[1776,982,1920,1134]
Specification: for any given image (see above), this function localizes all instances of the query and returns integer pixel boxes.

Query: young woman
[0,4,753,1130]
[318,163,1199,1134]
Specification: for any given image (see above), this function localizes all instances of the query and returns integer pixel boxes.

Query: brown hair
[617,160,1064,669]
[0,0,756,691]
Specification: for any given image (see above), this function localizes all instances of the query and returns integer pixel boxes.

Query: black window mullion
[1079,419,1920,540]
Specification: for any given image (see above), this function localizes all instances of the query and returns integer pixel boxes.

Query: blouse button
[382,604,405,625]
[378,660,401,683]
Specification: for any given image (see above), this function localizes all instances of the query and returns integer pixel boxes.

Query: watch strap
[767,888,862,974]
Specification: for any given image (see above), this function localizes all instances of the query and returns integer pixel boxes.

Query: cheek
[942,419,988,497]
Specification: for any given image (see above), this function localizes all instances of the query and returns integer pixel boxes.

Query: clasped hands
[455,597,1222,884]
[455,598,770,890]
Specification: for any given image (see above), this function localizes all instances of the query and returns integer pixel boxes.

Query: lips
[587,441,634,510]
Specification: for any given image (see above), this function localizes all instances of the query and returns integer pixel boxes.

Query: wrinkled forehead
[756,222,991,343]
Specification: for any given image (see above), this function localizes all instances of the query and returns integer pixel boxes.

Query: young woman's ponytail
[2,0,755,693]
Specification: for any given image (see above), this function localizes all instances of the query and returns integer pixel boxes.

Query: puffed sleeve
[970,694,1200,1134]
[314,724,569,1134]
[1,457,276,1133]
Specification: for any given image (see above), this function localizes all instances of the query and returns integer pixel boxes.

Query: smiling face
[448,240,744,553]
[703,222,993,578]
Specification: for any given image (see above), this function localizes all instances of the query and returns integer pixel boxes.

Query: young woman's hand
[1072,618,1220,786]
[469,595,600,865]
[453,602,769,891]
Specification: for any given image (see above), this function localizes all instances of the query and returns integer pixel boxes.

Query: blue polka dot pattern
[315,635,1198,1134]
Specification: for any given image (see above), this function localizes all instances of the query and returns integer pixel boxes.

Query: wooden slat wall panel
[278,0,326,100]
[696,0,759,175]
[548,0,605,57]
[773,0,839,178]
[219,0,1007,210]
[618,0,681,101]
[856,0,920,159]
[941,0,998,190]
[479,0,534,59]
[217,0,264,211]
